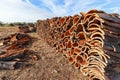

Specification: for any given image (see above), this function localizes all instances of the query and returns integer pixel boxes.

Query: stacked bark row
[36,10,120,80]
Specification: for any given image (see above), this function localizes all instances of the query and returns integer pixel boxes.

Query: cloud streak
[0,0,120,23]
[0,0,53,22]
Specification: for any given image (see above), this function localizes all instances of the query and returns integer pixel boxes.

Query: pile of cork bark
[36,10,120,80]
[0,33,36,69]
[18,23,36,33]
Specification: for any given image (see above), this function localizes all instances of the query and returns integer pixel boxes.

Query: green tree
[0,21,4,26]
[8,23,14,26]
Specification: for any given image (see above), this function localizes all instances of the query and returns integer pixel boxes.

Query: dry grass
[0,26,18,37]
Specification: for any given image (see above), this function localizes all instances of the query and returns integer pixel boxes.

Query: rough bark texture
[36,10,120,80]
[0,33,37,69]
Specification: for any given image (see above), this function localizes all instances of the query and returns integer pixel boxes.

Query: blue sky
[0,0,120,23]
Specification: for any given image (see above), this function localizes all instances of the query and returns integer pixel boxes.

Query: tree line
[0,21,34,27]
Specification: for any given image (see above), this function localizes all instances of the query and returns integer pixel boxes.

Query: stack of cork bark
[18,23,36,33]
[0,33,34,69]
[36,10,120,80]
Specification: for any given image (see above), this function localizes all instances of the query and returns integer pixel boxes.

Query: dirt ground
[0,26,120,80]
[0,26,89,80]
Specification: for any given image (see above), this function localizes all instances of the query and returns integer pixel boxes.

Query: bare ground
[0,26,88,80]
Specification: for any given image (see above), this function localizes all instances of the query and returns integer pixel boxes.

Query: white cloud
[38,0,120,17]
[0,0,53,23]
[110,7,120,13]
[39,0,67,16]
[0,0,120,23]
